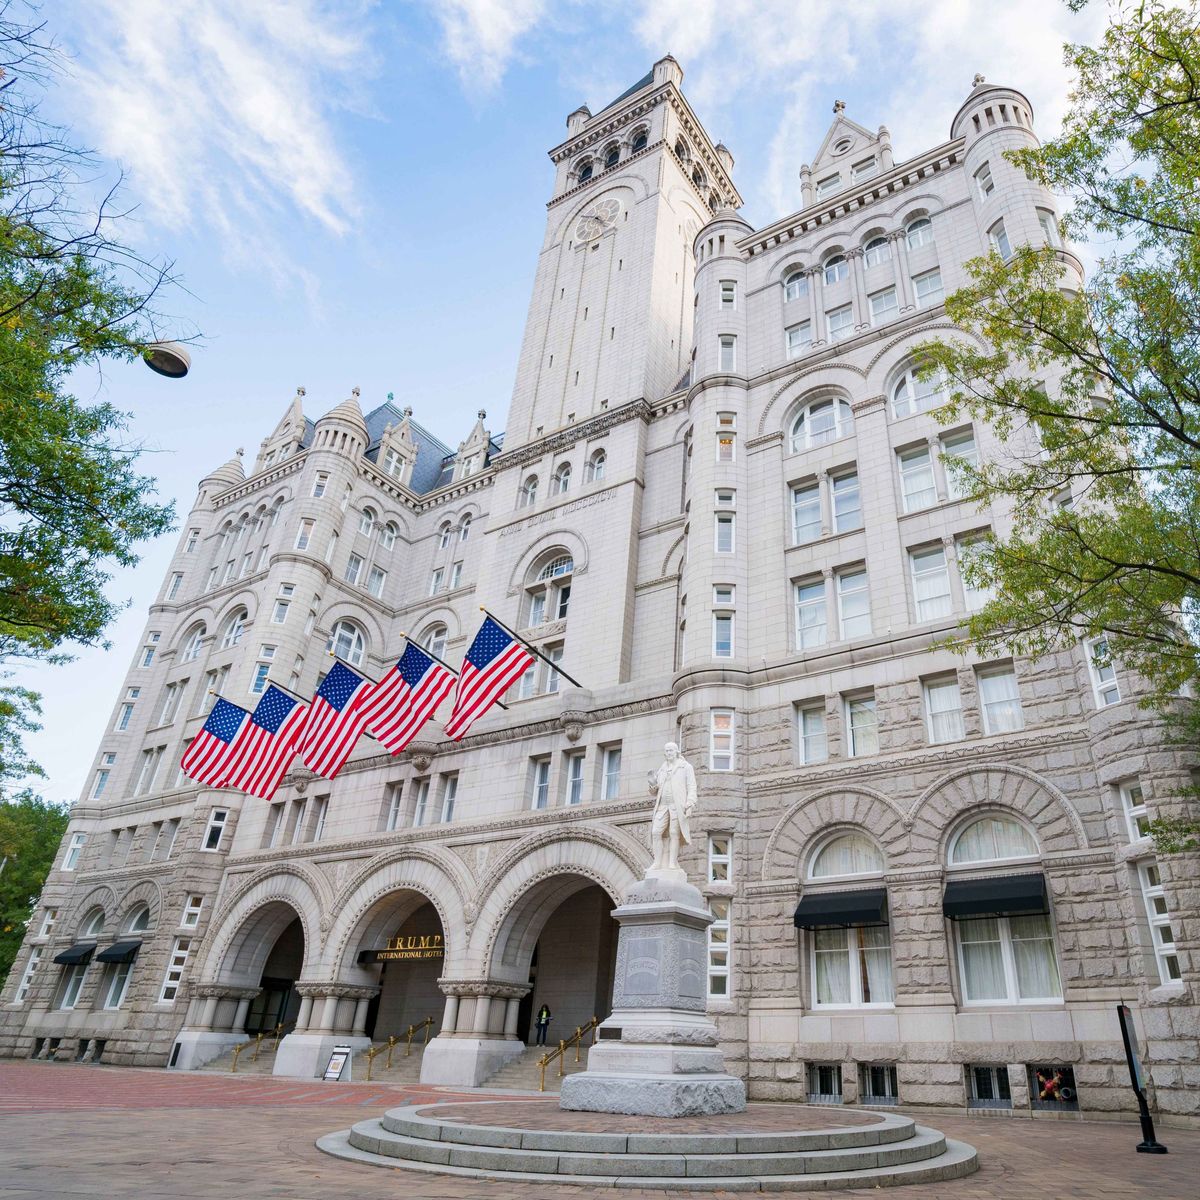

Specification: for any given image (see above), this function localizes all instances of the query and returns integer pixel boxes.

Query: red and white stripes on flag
[443,616,534,741]
[360,643,456,755]
[221,686,308,799]
[179,698,249,789]
[299,661,372,778]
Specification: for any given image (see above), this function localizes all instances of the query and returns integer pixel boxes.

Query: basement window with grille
[806,1063,843,1104]
[1029,1064,1079,1111]
[967,1064,1012,1109]
[858,1063,899,1105]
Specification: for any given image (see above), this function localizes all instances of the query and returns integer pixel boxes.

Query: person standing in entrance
[534,1003,552,1046]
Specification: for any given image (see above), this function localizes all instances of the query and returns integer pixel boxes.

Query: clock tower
[504,56,741,449]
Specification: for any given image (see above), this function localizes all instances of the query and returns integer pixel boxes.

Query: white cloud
[428,0,546,92]
[69,0,375,274]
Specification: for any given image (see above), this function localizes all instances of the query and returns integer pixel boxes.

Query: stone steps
[485,1044,590,1092]
[202,1039,427,1081]
[318,1102,979,1190]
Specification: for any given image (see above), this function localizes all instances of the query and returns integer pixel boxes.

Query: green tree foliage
[0,790,68,979]
[0,3,177,784]
[921,1,1200,852]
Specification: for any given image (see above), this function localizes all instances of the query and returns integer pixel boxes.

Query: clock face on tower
[574,197,622,243]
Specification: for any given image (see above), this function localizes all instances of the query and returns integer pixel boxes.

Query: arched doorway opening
[493,874,619,1046]
[243,916,304,1034]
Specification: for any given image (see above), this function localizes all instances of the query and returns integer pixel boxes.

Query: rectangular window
[1038,208,1060,247]
[710,708,735,771]
[382,782,404,832]
[1122,782,1151,842]
[429,568,443,595]
[713,612,733,658]
[158,681,185,726]
[161,818,180,860]
[845,694,878,757]
[827,304,853,342]
[836,569,871,639]
[715,488,735,508]
[134,746,164,795]
[957,914,1061,1003]
[159,938,192,1003]
[543,644,564,694]
[202,809,229,852]
[1085,637,1121,707]
[795,580,827,650]
[786,322,812,359]
[565,753,585,805]
[439,775,458,823]
[716,431,735,462]
[899,446,937,511]
[601,744,622,801]
[312,472,328,498]
[295,519,315,550]
[911,546,953,621]
[450,561,463,590]
[813,925,894,1006]
[367,566,386,598]
[411,778,429,826]
[869,287,897,323]
[92,769,110,799]
[807,1063,843,1104]
[975,161,995,198]
[941,431,978,499]
[103,960,134,1009]
[708,896,731,997]
[311,797,328,841]
[516,662,537,700]
[815,173,840,198]
[718,335,736,372]
[39,908,58,937]
[968,1064,1013,1109]
[989,219,1012,259]
[798,704,828,765]
[117,702,135,732]
[913,268,944,307]
[715,513,734,553]
[978,666,1023,734]
[63,832,86,872]
[1137,860,1182,984]
[344,553,364,585]
[851,156,877,181]
[59,963,89,1010]
[713,585,734,605]
[925,676,965,743]
[719,280,736,309]
[206,566,218,590]
[185,529,199,553]
[956,535,993,611]
[831,472,861,532]
[181,894,204,929]
[531,758,551,809]
[15,947,41,1003]
[791,483,821,543]
[167,573,184,600]
[860,1063,899,1104]
[708,835,732,882]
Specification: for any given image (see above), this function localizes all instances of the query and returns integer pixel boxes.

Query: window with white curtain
[957,914,1061,1003]
[924,676,965,743]
[912,269,944,307]
[863,236,890,267]
[831,472,861,532]
[827,305,853,342]
[790,398,854,451]
[845,694,878,756]
[869,287,898,323]
[601,744,622,800]
[794,580,827,649]
[951,815,1038,863]
[791,483,821,543]
[783,270,808,302]
[812,925,893,1007]
[899,446,937,511]
[977,666,1023,733]
[836,569,871,639]
[910,546,953,621]
[891,367,946,419]
[940,430,978,499]
[905,216,933,250]
[809,832,884,878]
[797,704,827,764]
[957,534,994,611]
[786,322,812,359]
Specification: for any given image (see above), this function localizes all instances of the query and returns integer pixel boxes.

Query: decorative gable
[255,387,306,472]
[803,101,894,206]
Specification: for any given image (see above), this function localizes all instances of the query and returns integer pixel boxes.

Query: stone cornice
[742,139,965,256]
[491,399,652,472]
[549,91,667,163]
[212,454,307,509]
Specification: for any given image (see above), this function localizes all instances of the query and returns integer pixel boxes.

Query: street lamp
[142,341,191,378]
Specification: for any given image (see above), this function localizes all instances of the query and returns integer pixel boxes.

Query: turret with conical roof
[313,388,369,458]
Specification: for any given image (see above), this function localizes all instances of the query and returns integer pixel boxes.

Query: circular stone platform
[318,1098,979,1190]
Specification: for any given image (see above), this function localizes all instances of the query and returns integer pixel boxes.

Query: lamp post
[142,341,191,378]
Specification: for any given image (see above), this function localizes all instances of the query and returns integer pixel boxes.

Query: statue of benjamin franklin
[647,742,697,874]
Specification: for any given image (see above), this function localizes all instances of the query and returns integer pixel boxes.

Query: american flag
[179,698,249,788]
[360,643,456,755]
[222,686,308,799]
[299,661,372,777]
[443,616,534,740]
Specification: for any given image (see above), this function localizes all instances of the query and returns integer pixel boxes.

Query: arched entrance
[243,915,303,1033]
[366,900,446,1040]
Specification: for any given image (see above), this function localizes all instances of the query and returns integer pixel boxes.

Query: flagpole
[324,651,380,741]
[479,607,584,689]
[399,632,508,711]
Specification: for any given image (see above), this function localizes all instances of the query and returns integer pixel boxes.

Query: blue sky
[21,0,1104,801]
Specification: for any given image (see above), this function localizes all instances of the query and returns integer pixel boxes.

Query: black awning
[53,942,95,966]
[794,887,888,929]
[943,872,1047,920]
[96,940,142,964]
[357,950,379,966]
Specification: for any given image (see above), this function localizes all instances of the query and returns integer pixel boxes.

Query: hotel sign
[376,933,444,961]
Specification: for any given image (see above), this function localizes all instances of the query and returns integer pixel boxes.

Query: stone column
[442,994,460,1035]
[806,266,824,346]
[200,993,220,1031]
[232,997,252,1032]
[472,995,492,1036]
[295,992,314,1032]
[503,998,521,1040]
[319,992,340,1034]
[352,998,370,1036]
[848,247,869,330]
[891,231,915,312]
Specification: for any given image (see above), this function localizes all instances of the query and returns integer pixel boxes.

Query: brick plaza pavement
[1,1061,1196,1198]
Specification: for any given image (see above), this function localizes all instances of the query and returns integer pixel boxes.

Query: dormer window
[382,447,404,479]
[851,157,877,182]
[816,173,841,199]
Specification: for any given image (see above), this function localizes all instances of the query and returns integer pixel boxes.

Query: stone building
[2,58,1197,1119]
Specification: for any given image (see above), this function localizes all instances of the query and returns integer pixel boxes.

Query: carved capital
[438,977,531,1001]
[407,741,437,773]
[559,711,587,743]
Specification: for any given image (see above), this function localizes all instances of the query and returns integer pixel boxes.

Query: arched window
[358,506,376,536]
[220,609,247,649]
[526,553,574,626]
[823,254,848,285]
[604,142,620,169]
[269,499,284,527]
[327,619,365,666]
[692,166,706,188]
[783,270,808,302]
[809,832,885,878]
[181,624,206,663]
[551,462,572,496]
[218,521,233,549]
[863,236,891,267]
[520,475,538,508]
[585,449,606,483]
[438,522,452,550]
[630,128,648,153]
[577,159,593,183]
[380,521,397,550]
[422,624,448,661]
[125,904,151,933]
[234,515,249,543]
[789,397,854,452]
[674,139,689,161]
[82,910,105,937]
[906,216,933,250]
[459,515,471,542]
[950,815,1039,864]
[891,366,948,419]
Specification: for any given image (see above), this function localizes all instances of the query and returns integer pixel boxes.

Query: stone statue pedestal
[559,870,746,1117]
